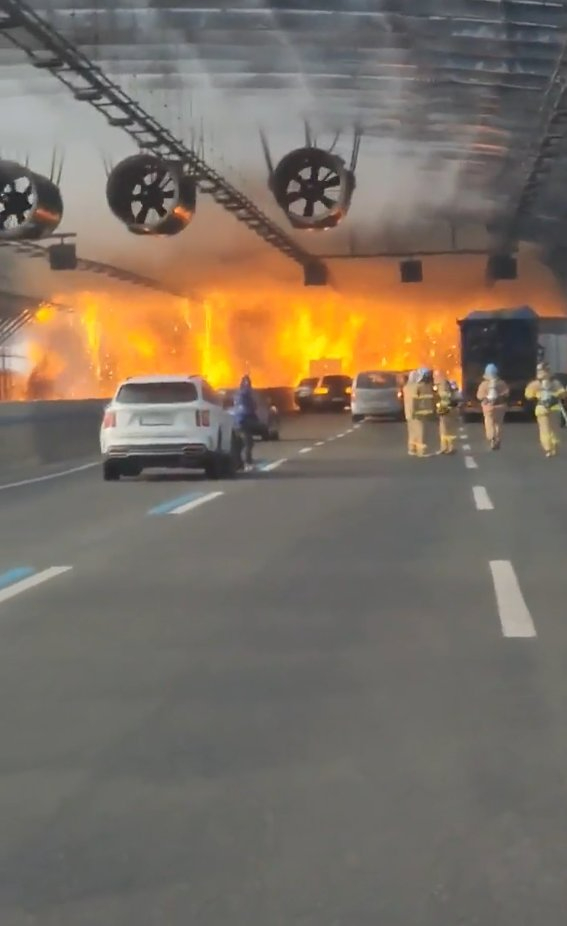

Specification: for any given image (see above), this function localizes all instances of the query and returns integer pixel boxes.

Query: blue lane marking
[0,567,35,589]
[148,491,205,516]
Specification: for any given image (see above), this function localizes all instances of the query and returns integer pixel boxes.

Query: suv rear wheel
[103,459,121,481]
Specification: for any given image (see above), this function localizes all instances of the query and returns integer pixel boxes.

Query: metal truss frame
[0,238,188,298]
[0,0,325,276]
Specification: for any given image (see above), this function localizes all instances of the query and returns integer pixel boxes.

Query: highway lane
[0,413,346,569]
[1,414,567,924]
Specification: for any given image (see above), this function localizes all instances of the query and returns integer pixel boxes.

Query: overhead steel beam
[0,0,326,278]
[0,239,189,298]
[318,249,492,260]
[0,291,73,346]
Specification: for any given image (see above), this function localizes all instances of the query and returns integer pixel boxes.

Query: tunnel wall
[0,399,107,473]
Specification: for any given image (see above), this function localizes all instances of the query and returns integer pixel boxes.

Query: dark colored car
[293,376,318,411]
[295,374,352,412]
[219,388,280,440]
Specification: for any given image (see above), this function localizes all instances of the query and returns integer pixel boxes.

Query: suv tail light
[195,409,210,427]
[102,410,116,428]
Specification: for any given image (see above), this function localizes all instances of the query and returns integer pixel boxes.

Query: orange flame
[15,251,567,400]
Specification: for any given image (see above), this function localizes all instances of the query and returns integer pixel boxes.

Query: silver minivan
[351,370,405,422]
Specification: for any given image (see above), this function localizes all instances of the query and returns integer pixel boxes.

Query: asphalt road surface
[1,412,567,925]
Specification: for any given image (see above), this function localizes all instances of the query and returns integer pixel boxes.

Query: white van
[351,370,405,422]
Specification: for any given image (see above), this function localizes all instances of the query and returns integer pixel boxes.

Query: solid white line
[472,485,494,510]
[462,443,471,451]
[261,458,287,472]
[0,566,72,605]
[171,491,224,515]
[298,446,313,454]
[490,560,536,638]
[464,455,478,469]
[0,462,98,491]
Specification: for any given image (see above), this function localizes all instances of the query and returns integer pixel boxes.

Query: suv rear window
[116,382,198,404]
[356,372,397,389]
[298,378,317,387]
[322,375,352,386]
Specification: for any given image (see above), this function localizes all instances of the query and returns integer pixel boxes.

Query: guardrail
[0,399,108,471]
[0,389,298,475]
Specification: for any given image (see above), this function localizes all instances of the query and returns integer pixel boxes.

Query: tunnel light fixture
[486,254,517,281]
[303,261,329,286]
[400,259,423,283]
[48,242,77,270]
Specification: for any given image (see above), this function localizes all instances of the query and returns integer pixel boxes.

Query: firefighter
[412,367,437,456]
[402,370,419,455]
[476,363,509,450]
[525,362,567,457]
[434,371,459,454]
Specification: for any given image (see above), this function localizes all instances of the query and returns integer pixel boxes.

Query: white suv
[100,375,238,481]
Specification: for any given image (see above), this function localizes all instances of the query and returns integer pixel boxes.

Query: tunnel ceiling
[0,1,567,253]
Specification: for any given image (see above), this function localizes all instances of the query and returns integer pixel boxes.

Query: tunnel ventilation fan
[261,126,360,231]
[0,160,63,240]
[106,154,197,236]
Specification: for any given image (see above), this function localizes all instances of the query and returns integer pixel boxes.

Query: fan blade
[136,203,150,224]
[303,199,315,218]
[321,195,337,210]
[15,211,29,223]
[158,172,173,190]
[285,191,303,205]
[161,189,175,200]
[310,163,320,181]
[323,176,340,189]
[145,179,162,195]
[156,204,168,218]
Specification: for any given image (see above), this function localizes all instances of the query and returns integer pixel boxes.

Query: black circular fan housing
[270,146,354,231]
[0,160,63,241]
[106,154,197,236]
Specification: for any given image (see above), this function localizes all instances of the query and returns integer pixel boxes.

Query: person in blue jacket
[234,374,257,469]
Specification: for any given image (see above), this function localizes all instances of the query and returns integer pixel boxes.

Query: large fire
[9,252,567,400]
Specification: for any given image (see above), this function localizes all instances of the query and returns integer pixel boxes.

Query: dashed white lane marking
[490,561,536,638]
[314,441,325,446]
[171,491,224,515]
[0,462,98,491]
[326,436,337,442]
[261,458,287,472]
[464,454,478,469]
[298,446,313,454]
[462,443,471,451]
[0,566,72,605]
[472,486,494,510]
[336,432,346,438]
